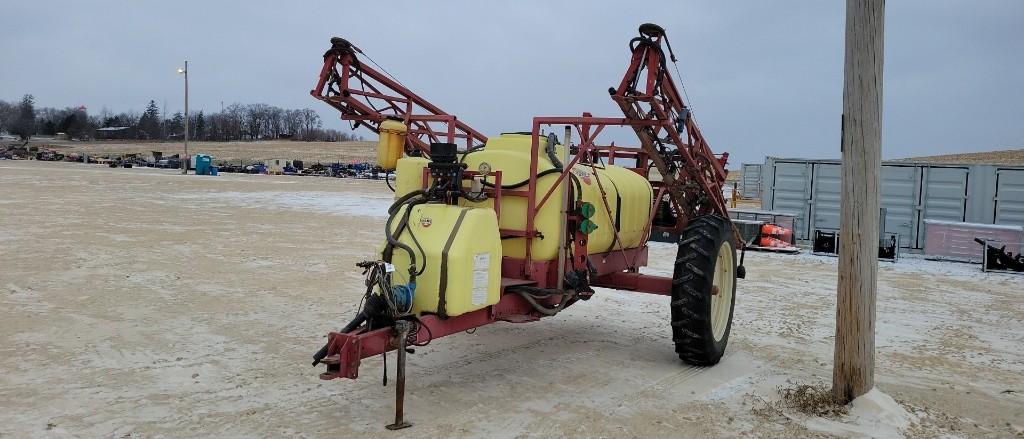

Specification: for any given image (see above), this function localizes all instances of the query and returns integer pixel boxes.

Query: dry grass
[900,148,1024,165]
[779,383,848,417]
[749,382,848,420]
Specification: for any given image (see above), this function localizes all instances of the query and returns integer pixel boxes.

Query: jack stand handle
[385,321,413,430]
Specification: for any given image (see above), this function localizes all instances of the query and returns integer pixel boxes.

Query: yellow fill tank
[392,134,653,261]
[395,156,430,195]
[386,203,502,317]
[377,119,407,170]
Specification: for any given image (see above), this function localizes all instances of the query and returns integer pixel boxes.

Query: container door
[770,161,813,240]
[994,169,1024,226]
[917,167,969,248]
[741,163,762,198]
[879,165,920,248]
[810,163,841,236]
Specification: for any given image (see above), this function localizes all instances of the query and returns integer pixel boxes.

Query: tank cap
[639,23,665,38]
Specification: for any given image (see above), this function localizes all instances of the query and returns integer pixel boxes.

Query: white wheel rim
[711,241,735,342]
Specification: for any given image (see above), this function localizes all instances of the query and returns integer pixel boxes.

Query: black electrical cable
[407,316,433,347]
[384,171,395,192]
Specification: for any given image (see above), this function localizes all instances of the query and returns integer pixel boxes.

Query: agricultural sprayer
[309,23,745,429]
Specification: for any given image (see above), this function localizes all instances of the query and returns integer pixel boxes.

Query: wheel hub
[710,241,735,342]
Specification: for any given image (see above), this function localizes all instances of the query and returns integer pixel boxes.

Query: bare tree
[299,109,321,141]
[0,100,16,134]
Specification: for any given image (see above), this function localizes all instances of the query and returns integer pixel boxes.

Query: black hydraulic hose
[569,173,582,206]
[312,292,389,366]
[388,189,426,215]
[402,205,430,277]
[511,285,566,296]
[482,168,561,190]
[545,132,563,171]
[513,289,572,316]
[459,186,488,203]
[385,196,429,279]
[459,144,486,164]
[312,344,330,366]
[311,312,365,366]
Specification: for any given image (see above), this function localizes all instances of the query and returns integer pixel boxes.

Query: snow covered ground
[1,161,1021,437]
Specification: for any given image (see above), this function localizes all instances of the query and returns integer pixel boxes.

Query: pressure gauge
[478,162,492,176]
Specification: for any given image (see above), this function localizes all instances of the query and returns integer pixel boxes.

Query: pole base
[385,421,412,430]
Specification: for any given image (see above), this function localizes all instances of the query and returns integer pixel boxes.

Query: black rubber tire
[671,214,737,366]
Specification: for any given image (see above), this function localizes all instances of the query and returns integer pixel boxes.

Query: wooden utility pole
[833,0,884,404]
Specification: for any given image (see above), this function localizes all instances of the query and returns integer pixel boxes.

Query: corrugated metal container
[995,168,1024,224]
[740,163,762,198]
[923,220,1023,262]
[761,157,1024,249]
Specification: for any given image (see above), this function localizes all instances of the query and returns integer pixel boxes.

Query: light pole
[177,61,189,174]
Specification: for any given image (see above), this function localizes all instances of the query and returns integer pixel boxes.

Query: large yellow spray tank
[376,118,407,170]
[393,133,653,261]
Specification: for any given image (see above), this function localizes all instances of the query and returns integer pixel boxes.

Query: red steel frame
[312,26,730,380]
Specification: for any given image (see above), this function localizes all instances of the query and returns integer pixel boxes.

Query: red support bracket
[593,272,672,296]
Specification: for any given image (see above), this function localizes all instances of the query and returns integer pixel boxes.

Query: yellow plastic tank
[395,156,430,196]
[391,134,653,261]
[386,203,502,317]
[377,119,407,170]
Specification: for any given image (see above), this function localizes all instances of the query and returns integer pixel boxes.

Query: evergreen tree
[167,111,184,137]
[137,100,161,139]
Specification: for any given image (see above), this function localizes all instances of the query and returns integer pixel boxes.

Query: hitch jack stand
[386,321,413,430]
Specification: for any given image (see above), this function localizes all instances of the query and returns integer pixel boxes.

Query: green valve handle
[580,202,596,219]
[579,219,599,234]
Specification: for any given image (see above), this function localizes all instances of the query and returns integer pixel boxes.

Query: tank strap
[437,208,470,318]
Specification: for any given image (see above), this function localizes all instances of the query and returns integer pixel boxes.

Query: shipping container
[761,157,1024,249]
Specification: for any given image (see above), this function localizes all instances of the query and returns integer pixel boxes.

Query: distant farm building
[95,126,136,140]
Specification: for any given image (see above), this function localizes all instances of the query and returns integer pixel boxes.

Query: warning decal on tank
[471,252,490,305]
[571,168,592,185]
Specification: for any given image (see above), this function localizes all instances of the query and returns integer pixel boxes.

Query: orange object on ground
[761,223,793,244]
[759,236,791,248]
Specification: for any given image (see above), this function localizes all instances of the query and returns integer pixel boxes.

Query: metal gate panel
[918,167,969,247]
[995,169,1024,225]
[810,163,841,234]
[770,161,813,239]
[740,163,763,198]
[879,165,919,248]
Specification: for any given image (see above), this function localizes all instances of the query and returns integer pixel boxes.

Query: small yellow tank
[377,118,407,170]
[395,156,430,195]
[386,203,502,317]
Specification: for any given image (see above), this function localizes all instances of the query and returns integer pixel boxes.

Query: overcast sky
[2,1,1021,165]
